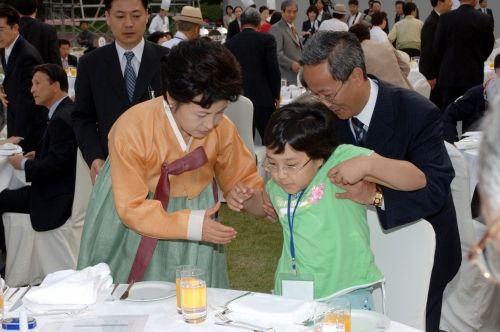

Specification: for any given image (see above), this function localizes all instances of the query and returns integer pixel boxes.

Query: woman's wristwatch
[372,186,383,207]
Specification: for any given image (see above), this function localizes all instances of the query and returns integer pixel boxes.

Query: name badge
[280,273,314,301]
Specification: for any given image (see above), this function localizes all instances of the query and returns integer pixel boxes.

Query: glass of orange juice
[327,298,351,332]
[69,66,77,76]
[181,269,207,324]
[314,304,345,332]
[175,265,197,314]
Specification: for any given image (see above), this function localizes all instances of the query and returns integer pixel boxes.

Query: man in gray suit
[269,0,302,85]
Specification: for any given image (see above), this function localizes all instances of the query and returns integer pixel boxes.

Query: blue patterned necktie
[124,51,136,103]
[351,117,367,147]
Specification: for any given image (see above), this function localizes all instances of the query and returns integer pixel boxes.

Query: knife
[120,280,135,300]
[9,285,31,312]
[7,287,19,301]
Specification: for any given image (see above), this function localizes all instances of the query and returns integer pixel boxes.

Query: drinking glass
[181,269,207,324]
[413,56,420,65]
[281,78,287,87]
[69,66,77,76]
[175,265,197,314]
[327,299,351,332]
[314,304,345,332]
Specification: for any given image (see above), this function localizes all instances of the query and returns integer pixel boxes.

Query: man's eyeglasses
[307,81,345,104]
[0,26,13,33]
[261,158,312,175]
[469,216,500,284]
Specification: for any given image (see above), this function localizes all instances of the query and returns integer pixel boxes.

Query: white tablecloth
[0,156,27,192]
[461,149,479,201]
[8,287,423,332]
[484,66,494,82]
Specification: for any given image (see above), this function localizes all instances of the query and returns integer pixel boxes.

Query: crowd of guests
[0,0,499,332]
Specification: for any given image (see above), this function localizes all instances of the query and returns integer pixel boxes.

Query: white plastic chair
[3,150,92,286]
[396,50,410,64]
[412,79,431,99]
[439,143,500,331]
[367,206,435,331]
[488,47,500,62]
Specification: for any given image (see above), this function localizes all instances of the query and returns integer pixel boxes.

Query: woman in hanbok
[77,39,264,287]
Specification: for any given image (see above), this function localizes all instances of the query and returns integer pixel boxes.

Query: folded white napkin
[227,293,316,322]
[25,263,113,304]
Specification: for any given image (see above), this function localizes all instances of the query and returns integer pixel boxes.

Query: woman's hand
[328,156,370,185]
[226,182,255,212]
[201,202,237,244]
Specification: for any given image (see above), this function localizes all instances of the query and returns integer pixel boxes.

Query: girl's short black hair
[264,100,339,160]
[160,39,243,108]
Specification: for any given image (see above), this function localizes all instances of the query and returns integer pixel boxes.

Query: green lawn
[220,203,283,294]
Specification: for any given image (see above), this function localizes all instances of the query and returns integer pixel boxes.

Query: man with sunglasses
[300,31,460,332]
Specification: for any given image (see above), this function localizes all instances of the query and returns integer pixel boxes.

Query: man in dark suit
[1,64,77,266]
[72,0,168,184]
[14,0,62,67]
[0,4,47,153]
[420,0,453,109]
[59,39,78,69]
[224,7,281,139]
[434,0,494,111]
[301,31,461,332]
[478,0,494,26]
[227,6,242,39]
[395,0,405,23]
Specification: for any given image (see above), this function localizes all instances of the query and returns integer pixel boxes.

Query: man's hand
[0,86,8,107]
[201,202,237,244]
[0,136,22,145]
[90,158,105,185]
[333,180,377,205]
[292,62,301,74]
[24,151,35,159]
[227,182,254,212]
[263,201,278,219]
[8,155,25,170]
[427,79,436,90]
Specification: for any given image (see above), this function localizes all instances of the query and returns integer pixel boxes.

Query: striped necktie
[124,51,137,103]
[351,117,367,147]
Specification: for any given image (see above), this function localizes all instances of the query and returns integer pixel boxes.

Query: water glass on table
[314,304,345,332]
[181,269,207,324]
[326,298,351,332]
[175,265,197,314]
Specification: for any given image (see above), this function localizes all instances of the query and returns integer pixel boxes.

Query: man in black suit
[0,4,46,153]
[478,0,494,26]
[301,31,461,332]
[14,0,62,67]
[364,0,374,14]
[59,39,78,69]
[1,64,77,265]
[227,6,243,39]
[224,7,281,139]
[395,0,405,23]
[420,0,453,109]
[72,0,168,184]
[434,0,494,111]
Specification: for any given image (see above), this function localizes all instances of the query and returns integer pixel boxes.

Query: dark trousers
[400,48,421,58]
[0,187,31,250]
[441,86,471,112]
[429,85,443,110]
[253,106,276,141]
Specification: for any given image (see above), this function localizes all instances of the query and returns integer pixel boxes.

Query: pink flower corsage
[307,183,325,204]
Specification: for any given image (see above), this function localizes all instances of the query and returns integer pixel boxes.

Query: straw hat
[172,6,208,26]
[332,4,347,15]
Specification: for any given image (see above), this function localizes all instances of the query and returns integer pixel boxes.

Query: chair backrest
[397,50,410,64]
[412,79,431,99]
[224,96,255,158]
[367,206,435,331]
[489,47,500,62]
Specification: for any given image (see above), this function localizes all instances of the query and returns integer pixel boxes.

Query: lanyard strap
[287,188,306,276]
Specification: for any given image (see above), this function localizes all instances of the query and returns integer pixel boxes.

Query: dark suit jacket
[19,17,62,67]
[434,4,494,87]
[420,10,441,81]
[301,20,318,43]
[443,84,485,143]
[68,54,78,67]
[478,7,494,26]
[0,37,47,152]
[319,11,332,24]
[227,19,241,40]
[224,28,281,109]
[395,14,404,23]
[24,96,78,231]
[72,39,169,167]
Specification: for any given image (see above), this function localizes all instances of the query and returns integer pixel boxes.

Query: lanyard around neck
[287,188,306,276]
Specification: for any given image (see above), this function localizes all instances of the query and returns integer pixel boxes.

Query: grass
[220,203,283,293]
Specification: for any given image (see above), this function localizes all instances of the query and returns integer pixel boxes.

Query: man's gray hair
[281,0,298,12]
[241,7,261,27]
[300,31,367,87]
[177,20,200,32]
[479,82,500,220]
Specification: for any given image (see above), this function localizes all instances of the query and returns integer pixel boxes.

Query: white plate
[114,281,176,302]
[351,309,391,332]
[0,143,18,150]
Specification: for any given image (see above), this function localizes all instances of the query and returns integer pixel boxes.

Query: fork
[106,283,120,301]
[216,312,273,332]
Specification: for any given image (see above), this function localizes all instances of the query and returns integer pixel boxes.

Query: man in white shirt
[148,0,170,34]
[319,3,349,32]
[162,6,207,49]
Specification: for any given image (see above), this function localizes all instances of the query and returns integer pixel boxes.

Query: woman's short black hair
[270,12,282,25]
[32,64,69,92]
[259,5,269,13]
[370,11,387,26]
[0,4,19,27]
[349,23,370,43]
[226,5,233,14]
[264,100,339,161]
[160,39,242,108]
[147,31,168,44]
[306,5,319,17]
